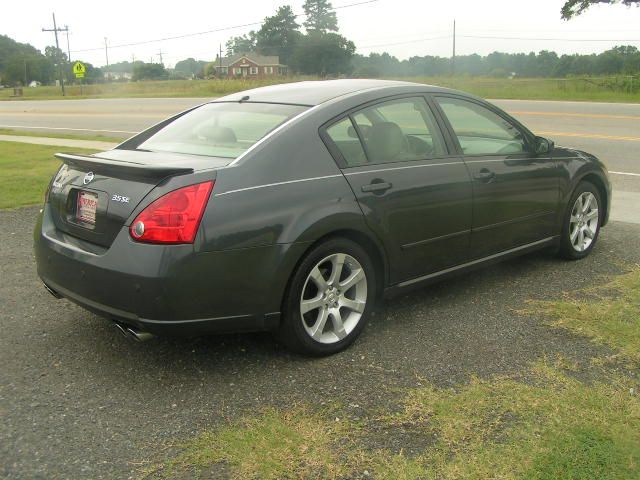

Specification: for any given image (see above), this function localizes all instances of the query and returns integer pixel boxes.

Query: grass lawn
[143,267,640,479]
[2,76,639,103]
[0,128,123,144]
[0,141,96,209]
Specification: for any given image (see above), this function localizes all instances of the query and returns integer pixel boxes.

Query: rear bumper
[34,206,303,336]
[40,277,279,336]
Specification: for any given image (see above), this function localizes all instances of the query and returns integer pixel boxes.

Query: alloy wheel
[300,253,368,344]
[569,191,599,252]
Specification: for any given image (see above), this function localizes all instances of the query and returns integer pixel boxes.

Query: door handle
[361,181,392,193]
[474,169,495,182]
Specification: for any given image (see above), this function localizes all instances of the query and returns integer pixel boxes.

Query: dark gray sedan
[34,80,611,355]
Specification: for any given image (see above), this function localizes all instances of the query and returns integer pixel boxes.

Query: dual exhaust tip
[42,281,155,342]
[113,322,155,342]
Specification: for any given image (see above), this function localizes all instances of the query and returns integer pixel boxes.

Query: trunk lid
[48,149,229,248]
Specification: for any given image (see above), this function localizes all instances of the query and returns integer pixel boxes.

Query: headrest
[206,126,237,143]
[367,122,404,162]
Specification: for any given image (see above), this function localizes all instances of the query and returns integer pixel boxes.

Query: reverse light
[129,181,214,244]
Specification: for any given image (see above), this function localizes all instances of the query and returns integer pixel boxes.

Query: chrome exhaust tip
[113,322,155,342]
[42,282,62,299]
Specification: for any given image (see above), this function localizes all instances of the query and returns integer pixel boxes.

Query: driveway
[2,207,640,478]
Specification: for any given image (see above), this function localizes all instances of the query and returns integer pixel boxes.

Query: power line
[71,0,379,54]
[358,34,450,49]
[460,35,640,42]
[356,32,639,53]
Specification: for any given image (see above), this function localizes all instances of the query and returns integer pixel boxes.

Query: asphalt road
[2,205,640,478]
[1,96,639,192]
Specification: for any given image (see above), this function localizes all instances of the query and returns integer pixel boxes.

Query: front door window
[436,97,528,155]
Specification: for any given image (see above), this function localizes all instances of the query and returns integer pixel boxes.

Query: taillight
[129,181,214,244]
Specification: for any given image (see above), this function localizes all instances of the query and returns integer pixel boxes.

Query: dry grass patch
[142,407,348,479]
[526,266,640,365]
[389,362,640,479]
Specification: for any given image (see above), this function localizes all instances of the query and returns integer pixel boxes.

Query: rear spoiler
[55,153,194,179]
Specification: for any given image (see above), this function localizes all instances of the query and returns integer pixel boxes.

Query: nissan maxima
[34,80,611,355]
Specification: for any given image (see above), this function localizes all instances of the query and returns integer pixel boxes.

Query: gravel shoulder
[2,207,639,479]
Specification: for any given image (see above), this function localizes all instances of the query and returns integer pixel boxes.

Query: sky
[2,0,640,68]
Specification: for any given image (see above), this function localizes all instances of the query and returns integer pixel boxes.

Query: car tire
[275,237,376,356]
[558,181,603,260]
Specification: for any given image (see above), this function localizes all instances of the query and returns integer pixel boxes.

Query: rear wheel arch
[319,229,388,298]
[277,228,388,317]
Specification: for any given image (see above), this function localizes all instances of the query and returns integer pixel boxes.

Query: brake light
[129,181,214,244]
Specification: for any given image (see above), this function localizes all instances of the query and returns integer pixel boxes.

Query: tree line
[1,0,639,85]
[351,46,640,78]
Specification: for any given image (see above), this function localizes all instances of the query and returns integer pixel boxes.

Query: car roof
[214,79,458,106]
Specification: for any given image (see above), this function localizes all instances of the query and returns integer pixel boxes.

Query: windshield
[138,102,307,158]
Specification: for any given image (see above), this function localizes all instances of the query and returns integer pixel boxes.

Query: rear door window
[356,97,446,164]
[325,117,368,167]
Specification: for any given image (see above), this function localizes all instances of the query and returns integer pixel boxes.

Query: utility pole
[104,37,110,68]
[452,19,456,76]
[23,57,27,86]
[65,26,71,63]
[42,13,68,96]
[219,44,223,74]
[104,38,110,82]
[157,49,164,65]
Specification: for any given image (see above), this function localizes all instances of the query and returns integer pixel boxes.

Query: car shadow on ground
[50,245,616,390]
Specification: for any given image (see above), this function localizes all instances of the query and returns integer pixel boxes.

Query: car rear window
[138,102,307,159]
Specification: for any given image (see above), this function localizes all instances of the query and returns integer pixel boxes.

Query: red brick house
[214,53,287,77]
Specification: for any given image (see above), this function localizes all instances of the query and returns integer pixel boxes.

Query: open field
[2,75,639,102]
[0,142,95,209]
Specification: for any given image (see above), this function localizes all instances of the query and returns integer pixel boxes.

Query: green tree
[256,5,301,65]
[291,32,354,75]
[225,33,257,56]
[303,0,338,33]
[44,46,67,66]
[132,62,168,81]
[561,0,640,19]
[0,34,55,85]
[174,58,207,77]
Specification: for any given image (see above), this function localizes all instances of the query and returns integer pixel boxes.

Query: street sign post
[73,61,86,78]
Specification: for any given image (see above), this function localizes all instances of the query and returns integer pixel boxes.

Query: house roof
[217,53,283,67]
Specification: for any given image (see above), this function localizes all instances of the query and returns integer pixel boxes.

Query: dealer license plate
[76,190,98,225]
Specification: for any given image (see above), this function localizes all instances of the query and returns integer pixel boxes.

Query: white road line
[0,124,137,134]
[610,171,640,177]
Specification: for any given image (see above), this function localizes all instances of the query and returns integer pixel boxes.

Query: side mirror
[535,136,554,155]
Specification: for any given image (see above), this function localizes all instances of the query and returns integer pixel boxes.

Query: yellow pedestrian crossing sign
[73,61,86,78]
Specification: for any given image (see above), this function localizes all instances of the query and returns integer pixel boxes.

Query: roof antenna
[239,95,250,103]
